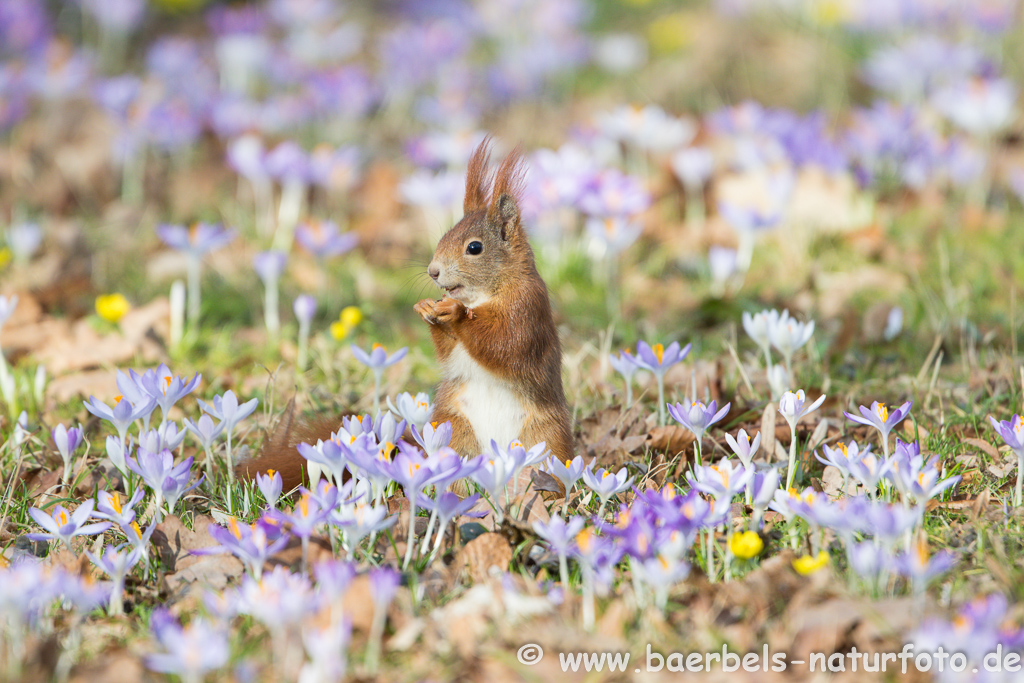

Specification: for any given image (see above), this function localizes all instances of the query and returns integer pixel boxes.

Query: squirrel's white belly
[444,344,526,452]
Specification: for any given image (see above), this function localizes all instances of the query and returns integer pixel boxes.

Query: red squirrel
[238,139,574,491]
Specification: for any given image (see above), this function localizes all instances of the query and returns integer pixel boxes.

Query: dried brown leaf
[457,532,512,583]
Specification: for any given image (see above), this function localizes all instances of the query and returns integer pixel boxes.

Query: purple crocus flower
[778,390,826,490]
[352,344,408,372]
[816,440,870,497]
[237,567,317,637]
[718,201,782,234]
[848,452,893,496]
[366,564,401,671]
[779,390,825,428]
[369,566,401,609]
[133,364,202,424]
[742,308,782,368]
[668,400,730,453]
[861,36,985,103]
[543,454,590,507]
[253,250,287,284]
[256,470,283,509]
[384,443,437,568]
[815,440,868,477]
[298,435,353,489]
[331,499,396,554]
[633,341,690,377]
[632,552,691,611]
[161,456,202,515]
[571,528,624,630]
[52,423,83,482]
[581,466,634,516]
[749,468,781,526]
[847,541,889,588]
[990,414,1024,506]
[183,413,225,460]
[157,223,236,257]
[932,77,1016,136]
[198,390,259,434]
[84,394,158,445]
[416,491,480,559]
[585,216,642,257]
[911,593,1024,671]
[687,459,753,501]
[138,421,187,454]
[387,391,432,431]
[893,543,956,594]
[576,168,651,218]
[769,314,815,375]
[314,558,357,601]
[94,488,145,527]
[26,500,111,551]
[844,400,912,457]
[608,349,639,405]
[411,420,453,456]
[272,490,329,572]
[199,516,290,581]
[534,515,586,586]
[146,609,229,681]
[633,340,691,425]
[128,448,201,519]
[264,140,310,184]
[724,429,761,468]
[469,452,515,519]
[352,344,408,413]
[85,543,143,615]
[308,145,360,192]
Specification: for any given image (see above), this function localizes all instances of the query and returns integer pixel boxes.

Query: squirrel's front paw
[432,297,467,324]
[414,299,440,325]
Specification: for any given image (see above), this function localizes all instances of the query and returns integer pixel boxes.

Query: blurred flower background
[3,0,1024,680]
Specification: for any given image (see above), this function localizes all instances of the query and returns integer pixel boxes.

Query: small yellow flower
[729,531,764,560]
[647,12,692,55]
[0,247,11,269]
[330,306,362,340]
[95,293,130,323]
[330,321,349,340]
[792,551,829,575]
[810,0,848,26]
[340,306,363,329]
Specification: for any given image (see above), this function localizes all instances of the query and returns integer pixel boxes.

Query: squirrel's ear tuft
[488,145,526,240]
[464,137,493,214]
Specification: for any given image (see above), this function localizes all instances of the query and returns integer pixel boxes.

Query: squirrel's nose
[428,264,440,280]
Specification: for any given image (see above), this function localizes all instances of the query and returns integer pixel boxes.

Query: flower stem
[656,374,666,426]
[1016,457,1023,508]
[186,255,202,327]
[785,426,798,491]
[402,501,417,570]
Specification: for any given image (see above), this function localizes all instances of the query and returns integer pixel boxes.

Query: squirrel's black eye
[466,241,483,255]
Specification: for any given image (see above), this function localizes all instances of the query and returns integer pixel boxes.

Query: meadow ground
[3,0,1024,681]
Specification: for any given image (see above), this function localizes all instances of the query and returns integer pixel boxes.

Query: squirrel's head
[428,138,535,307]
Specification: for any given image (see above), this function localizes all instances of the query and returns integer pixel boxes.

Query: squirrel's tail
[234,410,343,493]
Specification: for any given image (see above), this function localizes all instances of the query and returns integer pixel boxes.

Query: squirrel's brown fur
[238,139,574,491]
